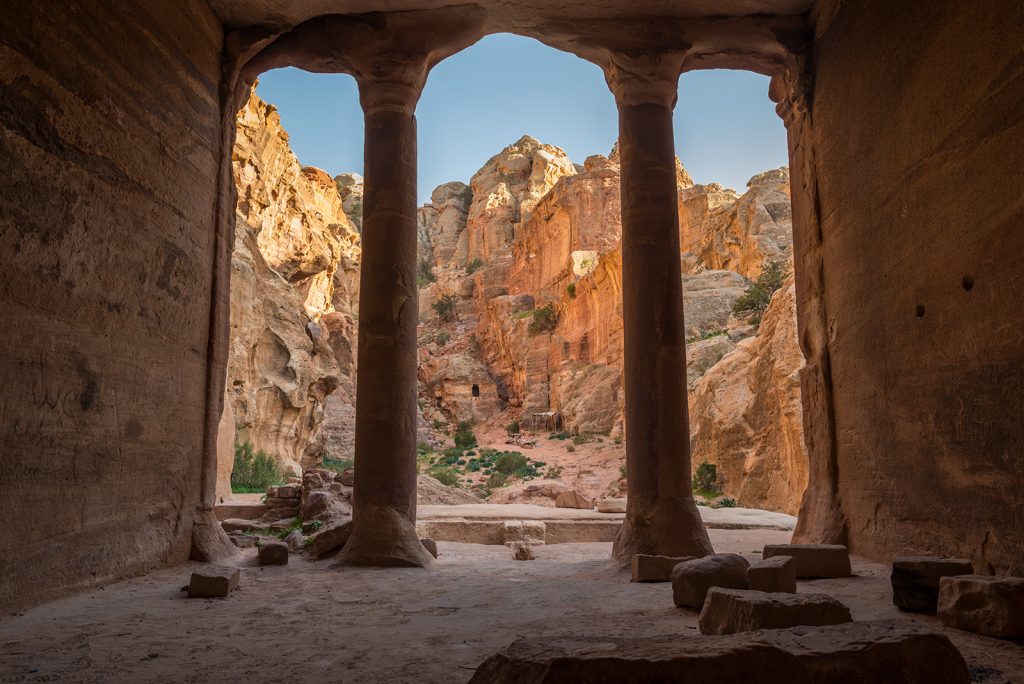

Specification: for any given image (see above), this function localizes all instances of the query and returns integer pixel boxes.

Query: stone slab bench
[762,544,851,578]
[469,620,969,683]
[938,574,1024,639]
[699,588,852,635]
[891,556,973,612]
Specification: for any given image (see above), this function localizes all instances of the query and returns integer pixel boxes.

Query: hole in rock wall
[472,384,480,398]
[962,274,974,292]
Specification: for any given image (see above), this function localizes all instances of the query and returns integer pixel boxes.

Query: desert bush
[435,331,451,347]
[732,260,788,325]
[565,445,576,453]
[566,282,576,298]
[231,442,282,493]
[487,471,509,489]
[417,257,436,288]
[432,293,459,322]
[716,497,738,508]
[546,464,564,479]
[465,257,485,275]
[692,461,722,497]
[528,304,558,335]
[321,457,353,476]
[453,421,477,449]
[506,420,521,436]
[428,465,460,487]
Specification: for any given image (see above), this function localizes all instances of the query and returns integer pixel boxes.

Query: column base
[335,504,434,568]
[611,495,715,561]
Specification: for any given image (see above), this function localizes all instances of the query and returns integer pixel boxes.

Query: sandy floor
[1,530,1021,683]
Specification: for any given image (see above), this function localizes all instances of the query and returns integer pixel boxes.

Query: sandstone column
[337,65,434,567]
[606,53,714,560]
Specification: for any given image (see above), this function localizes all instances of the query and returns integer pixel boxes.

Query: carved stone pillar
[337,62,434,567]
[605,52,714,560]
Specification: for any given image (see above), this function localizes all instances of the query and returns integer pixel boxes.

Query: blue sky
[255,34,788,204]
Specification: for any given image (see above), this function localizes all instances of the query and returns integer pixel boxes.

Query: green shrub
[494,451,529,475]
[732,260,788,325]
[549,431,571,441]
[432,293,459,322]
[506,420,521,436]
[572,434,590,446]
[322,457,353,476]
[231,442,282,493]
[692,462,722,497]
[465,257,485,275]
[566,445,576,453]
[435,331,451,347]
[566,282,576,298]
[546,465,564,479]
[619,463,627,480]
[454,421,477,449]
[487,471,509,489]
[432,418,445,430]
[528,304,558,335]
[417,257,437,288]
[428,465,460,487]
[716,497,738,508]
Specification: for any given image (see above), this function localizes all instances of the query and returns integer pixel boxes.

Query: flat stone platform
[416,504,796,544]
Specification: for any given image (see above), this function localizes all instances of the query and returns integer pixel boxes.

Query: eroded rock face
[225,90,361,472]
[689,276,807,515]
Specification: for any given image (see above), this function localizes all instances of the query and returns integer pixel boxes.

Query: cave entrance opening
[214,69,364,534]
[673,68,806,521]
[215,24,814,561]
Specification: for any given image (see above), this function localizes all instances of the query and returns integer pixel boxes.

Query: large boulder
[938,575,1024,639]
[762,544,851,579]
[671,554,750,608]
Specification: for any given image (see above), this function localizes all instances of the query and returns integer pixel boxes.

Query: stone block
[698,588,852,635]
[596,498,626,513]
[310,520,353,558]
[671,554,749,608]
[228,533,256,549]
[339,468,355,486]
[421,538,439,558]
[265,496,298,508]
[891,556,973,613]
[268,517,298,530]
[258,541,289,566]
[265,485,278,498]
[748,555,796,593]
[508,542,535,561]
[469,621,969,683]
[221,518,269,533]
[276,484,300,499]
[502,520,546,546]
[938,575,1024,639]
[554,490,594,510]
[631,554,694,583]
[187,566,240,598]
[762,544,851,578]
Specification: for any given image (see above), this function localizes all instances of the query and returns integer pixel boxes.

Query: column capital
[604,50,688,109]
[351,54,430,115]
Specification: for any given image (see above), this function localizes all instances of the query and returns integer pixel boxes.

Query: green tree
[432,293,459,322]
[732,260,788,325]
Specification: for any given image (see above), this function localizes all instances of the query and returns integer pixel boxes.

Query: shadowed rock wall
[0,0,223,611]
[805,0,1024,572]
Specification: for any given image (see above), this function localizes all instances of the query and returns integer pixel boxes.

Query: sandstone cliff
[224,90,361,476]
[417,139,805,512]
[689,277,807,515]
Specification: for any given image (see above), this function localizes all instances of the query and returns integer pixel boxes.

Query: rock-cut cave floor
[1,529,1022,683]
